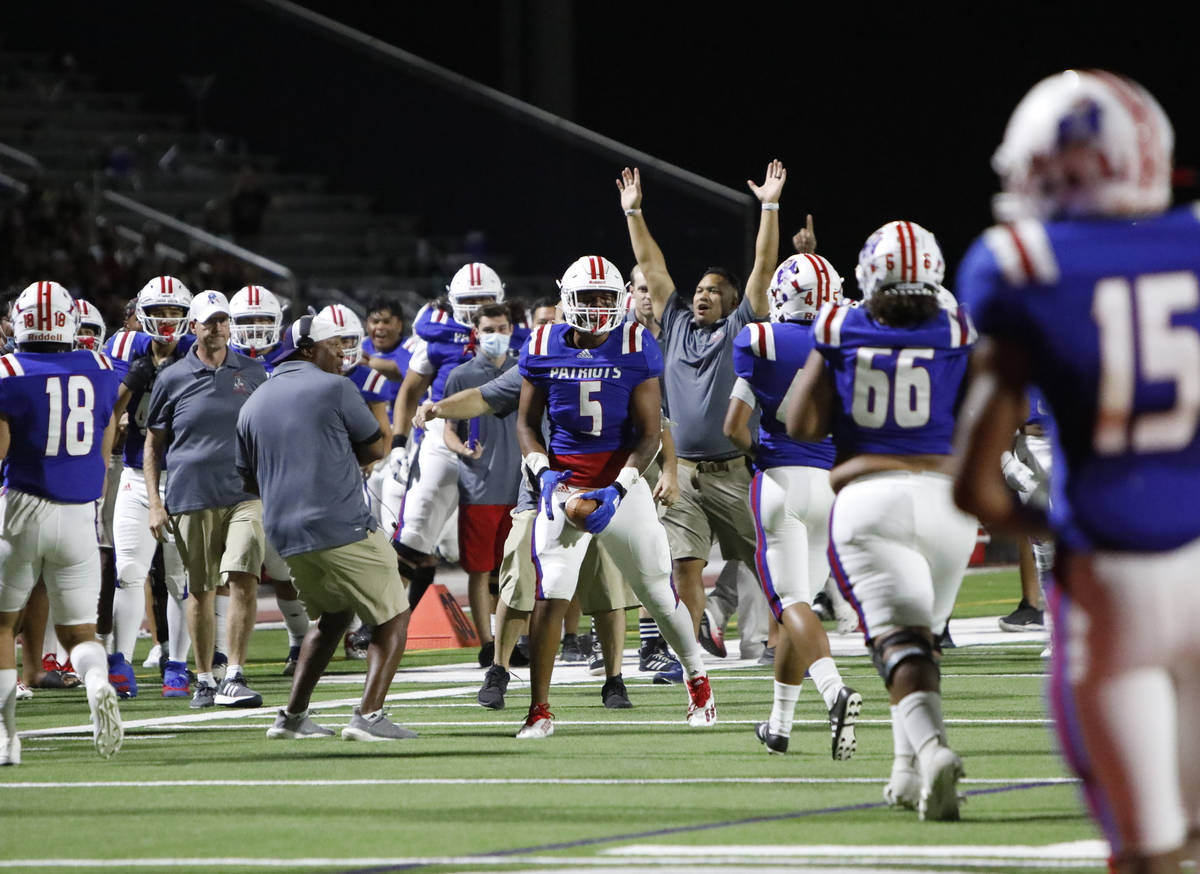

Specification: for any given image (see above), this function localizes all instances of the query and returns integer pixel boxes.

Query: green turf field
[0,568,1105,873]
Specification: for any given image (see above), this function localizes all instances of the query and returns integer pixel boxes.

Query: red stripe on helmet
[1091,70,1159,189]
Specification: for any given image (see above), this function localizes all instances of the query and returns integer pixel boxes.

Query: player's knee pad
[871,629,937,687]
[115,573,146,592]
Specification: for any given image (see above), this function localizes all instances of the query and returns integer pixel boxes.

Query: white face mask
[478,332,510,360]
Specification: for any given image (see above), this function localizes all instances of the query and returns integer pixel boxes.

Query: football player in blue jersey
[954,70,1199,872]
[0,280,124,762]
[725,253,861,759]
[104,276,195,699]
[515,255,715,738]
[786,222,979,820]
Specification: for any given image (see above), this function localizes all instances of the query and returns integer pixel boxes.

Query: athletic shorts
[458,503,514,573]
[749,465,834,620]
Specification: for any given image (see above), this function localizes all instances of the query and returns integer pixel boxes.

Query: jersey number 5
[852,347,934,429]
[1093,271,1200,455]
[579,380,603,437]
[44,375,96,456]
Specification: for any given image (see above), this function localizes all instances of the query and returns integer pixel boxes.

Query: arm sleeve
[407,342,433,377]
[730,377,758,408]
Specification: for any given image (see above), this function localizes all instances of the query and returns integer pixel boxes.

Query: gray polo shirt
[234,359,382,557]
[444,353,521,506]
[660,293,760,460]
[479,364,542,514]
[146,346,267,514]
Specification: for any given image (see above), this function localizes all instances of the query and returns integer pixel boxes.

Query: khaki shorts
[173,500,266,593]
[498,509,638,613]
[661,457,757,564]
[285,527,408,624]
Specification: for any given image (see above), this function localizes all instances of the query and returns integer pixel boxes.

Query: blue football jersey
[958,207,1200,552]
[0,350,120,502]
[733,321,834,470]
[519,322,663,487]
[814,302,976,457]
[416,308,530,403]
[362,335,415,418]
[104,330,195,470]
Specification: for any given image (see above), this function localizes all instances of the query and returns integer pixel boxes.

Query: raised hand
[793,214,817,254]
[616,166,643,212]
[747,159,786,205]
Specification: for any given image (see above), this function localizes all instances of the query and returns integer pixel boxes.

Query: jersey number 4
[852,347,934,428]
[1093,272,1200,455]
[44,375,96,457]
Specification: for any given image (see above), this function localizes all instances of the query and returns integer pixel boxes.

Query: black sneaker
[601,674,632,709]
[478,640,495,668]
[510,636,531,668]
[559,633,585,664]
[998,598,1045,632]
[477,664,509,710]
[755,721,788,754]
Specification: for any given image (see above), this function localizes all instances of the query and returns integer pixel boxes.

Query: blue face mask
[478,332,510,360]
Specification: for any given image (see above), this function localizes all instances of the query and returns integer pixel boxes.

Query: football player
[104,276,195,698]
[515,255,715,738]
[0,280,124,762]
[786,222,979,820]
[725,253,861,759]
[954,70,1200,871]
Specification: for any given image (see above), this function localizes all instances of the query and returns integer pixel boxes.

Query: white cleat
[0,727,20,766]
[686,675,717,727]
[515,704,555,739]
[88,682,124,760]
[15,681,32,702]
[918,745,964,821]
[883,757,921,809]
[142,643,163,669]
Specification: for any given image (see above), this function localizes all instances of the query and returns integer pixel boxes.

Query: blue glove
[578,483,626,534]
[538,469,572,519]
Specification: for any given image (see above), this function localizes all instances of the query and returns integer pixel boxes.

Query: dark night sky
[7,1,1194,292]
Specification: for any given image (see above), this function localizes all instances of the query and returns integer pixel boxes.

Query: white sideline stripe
[1,776,1081,788]
[606,841,1109,861]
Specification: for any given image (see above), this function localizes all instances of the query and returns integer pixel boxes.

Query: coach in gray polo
[616,162,785,638]
[145,290,267,709]
[235,313,416,742]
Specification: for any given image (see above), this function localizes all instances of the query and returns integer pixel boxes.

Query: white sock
[214,593,230,654]
[808,656,845,711]
[112,580,146,661]
[198,672,215,686]
[653,601,706,679]
[768,681,801,737]
[0,669,16,736]
[167,594,191,663]
[276,597,309,648]
[227,664,243,681]
[897,690,946,770]
[890,704,916,758]
[68,641,109,695]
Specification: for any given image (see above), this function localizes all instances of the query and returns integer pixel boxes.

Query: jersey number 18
[44,375,96,456]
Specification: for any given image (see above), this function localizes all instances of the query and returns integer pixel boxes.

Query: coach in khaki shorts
[145,290,267,709]
[236,313,416,741]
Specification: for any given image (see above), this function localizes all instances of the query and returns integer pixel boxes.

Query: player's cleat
[754,721,789,754]
[142,643,163,669]
[41,654,81,689]
[477,640,495,668]
[107,653,137,699]
[884,757,921,809]
[516,702,554,739]
[88,681,124,760]
[559,633,585,664]
[212,651,229,681]
[918,745,965,821]
[266,709,333,739]
[215,673,263,708]
[998,598,1045,632]
[937,625,956,650]
[15,681,32,702]
[587,634,605,676]
[686,675,717,727]
[477,664,510,710]
[161,660,190,699]
[282,646,301,677]
[832,592,861,634]
[509,636,531,668]
[601,675,632,709]
[343,630,368,660]
[190,680,217,709]
[811,590,833,621]
[1,725,21,766]
[756,646,776,667]
[829,686,863,761]
[698,608,727,658]
[342,706,418,741]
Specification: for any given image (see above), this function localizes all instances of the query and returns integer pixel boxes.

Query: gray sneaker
[190,680,217,709]
[477,664,510,710]
[215,673,263,708]
[266,709,333,739]
[342,706,417,741]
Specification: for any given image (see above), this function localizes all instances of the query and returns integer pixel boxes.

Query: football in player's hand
[564,494,599,530]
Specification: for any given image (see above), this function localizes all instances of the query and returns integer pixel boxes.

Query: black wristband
[391,434,407,450]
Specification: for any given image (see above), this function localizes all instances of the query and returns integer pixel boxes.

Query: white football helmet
[992,69,1173,221]
[75,298,106,349]
[769,254,844,323]
[136,276,193,343]
[558,256,628,335]
[447,262,505,324]
[229,285,284,356]
[318,303,364,372]
[13,281,79,346]
[855,221,946,301]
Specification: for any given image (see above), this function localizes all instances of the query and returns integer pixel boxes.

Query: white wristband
[624,208,642,216]
[523,452,550,478]
[761,202,780,211]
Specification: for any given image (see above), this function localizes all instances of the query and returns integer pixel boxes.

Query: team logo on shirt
[710,329,726,345]
[576,349,593,359]
[547,366,623,380]
[232,374,251,395]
